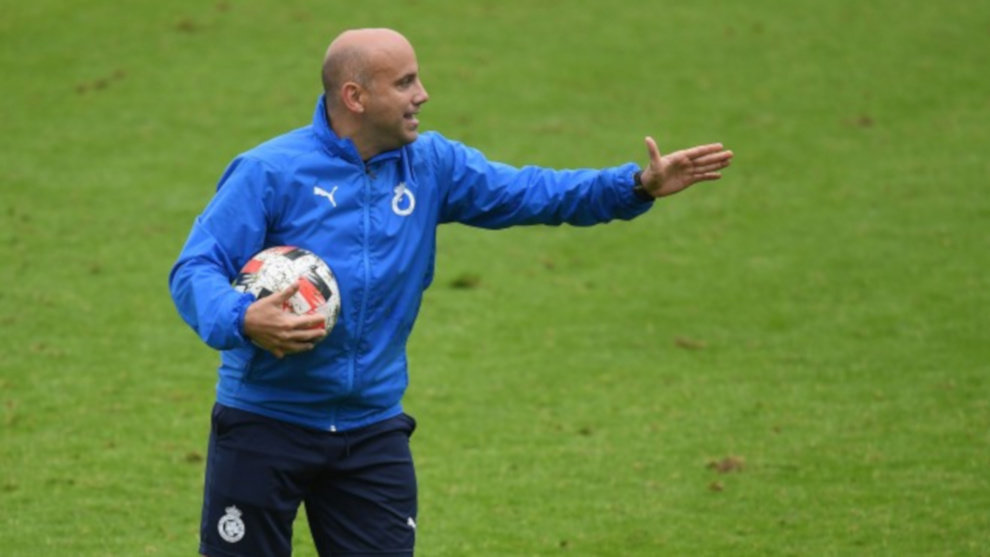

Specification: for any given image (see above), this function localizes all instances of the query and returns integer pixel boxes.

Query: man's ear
[341,82,365,114]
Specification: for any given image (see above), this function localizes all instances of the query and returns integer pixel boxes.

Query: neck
[326,107,380,161]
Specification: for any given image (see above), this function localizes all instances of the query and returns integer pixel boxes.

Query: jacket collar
[312,94,403,167]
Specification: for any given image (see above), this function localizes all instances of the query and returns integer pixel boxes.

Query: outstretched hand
[639,136,733,198]
[243,282,327,358]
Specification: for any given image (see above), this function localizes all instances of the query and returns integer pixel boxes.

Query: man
[170,28,732,557]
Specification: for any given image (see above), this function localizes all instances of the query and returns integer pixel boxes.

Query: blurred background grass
[1,0,988,555]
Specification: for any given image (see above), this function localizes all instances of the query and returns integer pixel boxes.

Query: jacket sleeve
[431,135,653,228]
[168,156,273,350]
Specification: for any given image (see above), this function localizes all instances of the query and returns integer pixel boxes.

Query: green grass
[2,0,989,555]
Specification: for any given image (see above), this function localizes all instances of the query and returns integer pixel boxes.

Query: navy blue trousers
[199,404,417,557]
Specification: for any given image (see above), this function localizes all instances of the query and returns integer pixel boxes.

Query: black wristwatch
[632,171,654,202]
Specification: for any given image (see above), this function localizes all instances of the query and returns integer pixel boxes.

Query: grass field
[2,0,989,555]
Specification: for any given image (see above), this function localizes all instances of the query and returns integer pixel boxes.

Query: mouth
[404,111,420,128]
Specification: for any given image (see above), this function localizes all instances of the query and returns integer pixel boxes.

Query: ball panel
[232,246,341,335]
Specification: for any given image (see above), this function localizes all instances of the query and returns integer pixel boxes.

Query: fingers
[297,313,328,331]
[683,147,733,175]
[644,136,663,164]
[280,312,328,341]
[681,143,727,159]
[649,139,733,171]
[638,136,733,198]
[270,281,300,304]
[694,172,724,182]
[693,159,731,174]
[272,338,319,359]
[694,149,734,166]
[246,282,329,358]
[264,317,326,359]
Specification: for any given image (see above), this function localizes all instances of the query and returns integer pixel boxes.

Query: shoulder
[407,131,488,166]
[221,126,326,186]
[408,130,451,156]
[242,126,314,166]
[217,127,315,190]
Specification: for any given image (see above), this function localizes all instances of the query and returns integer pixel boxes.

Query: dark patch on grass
[844,114,876,128]
[674,336,706,350]
[175,17,200,33]
[449,272,481,289]
[75,69,127,95]
[708,455,745,474]
[856,114,875,128]
[4,400,19,427]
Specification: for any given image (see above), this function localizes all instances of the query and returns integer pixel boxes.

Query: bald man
[170,28,732,557]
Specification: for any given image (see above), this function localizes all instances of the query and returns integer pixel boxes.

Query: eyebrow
[394,70,418,86]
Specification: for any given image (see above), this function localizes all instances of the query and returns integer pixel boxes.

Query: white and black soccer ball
[233,246,341,334]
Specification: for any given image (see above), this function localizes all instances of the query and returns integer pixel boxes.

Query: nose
[415,80,429,105]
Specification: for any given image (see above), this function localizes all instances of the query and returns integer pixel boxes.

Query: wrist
[632,170,655,202]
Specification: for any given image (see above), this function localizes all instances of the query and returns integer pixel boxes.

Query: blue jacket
[169,95,653,431]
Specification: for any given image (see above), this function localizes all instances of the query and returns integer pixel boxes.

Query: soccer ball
[232,246,341,334]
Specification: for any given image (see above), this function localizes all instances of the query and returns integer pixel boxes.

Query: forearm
[168,227,256,351]
[444,158,652,227]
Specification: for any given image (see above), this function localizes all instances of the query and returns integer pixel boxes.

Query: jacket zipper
[349,166,374,396]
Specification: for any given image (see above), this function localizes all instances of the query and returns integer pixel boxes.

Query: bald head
[321,28,414,109]
[320,28,429,160]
